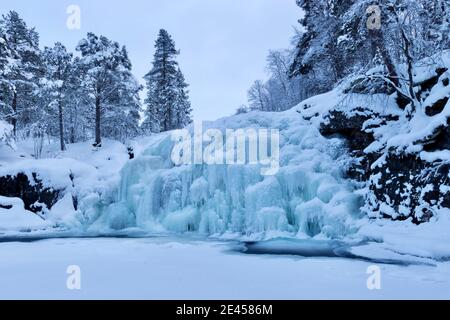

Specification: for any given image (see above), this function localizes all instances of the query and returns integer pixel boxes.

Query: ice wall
[91,109,363,239]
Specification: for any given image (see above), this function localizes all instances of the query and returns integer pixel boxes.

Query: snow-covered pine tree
[289,0,347,96]
[39,43,73,151]
[143,29,192,133]
[0,24,9,117]
[173,68,192,129]
[76,33,141,147]
[0,11,41,138]
[76,33,117,147]
[65,56,90,144]
[143,29,178,133]
[102,46,142,142]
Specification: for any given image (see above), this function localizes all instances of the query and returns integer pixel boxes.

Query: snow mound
[0,139,131,230]
[358,209,450,260]
[0,120,14,150]
[0,196,49,232]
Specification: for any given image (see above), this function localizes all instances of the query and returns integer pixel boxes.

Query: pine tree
[173,68,192,129]
[0,11,41,138]
[76,33,115,147]
[289,0,345,95]
[102,46,142,141]
[76,33,141,146]
[39,43,73,151]
[143,29,192,133]
[0,26,9,117]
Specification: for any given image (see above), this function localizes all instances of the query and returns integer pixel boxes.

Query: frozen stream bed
[0,237,449,300]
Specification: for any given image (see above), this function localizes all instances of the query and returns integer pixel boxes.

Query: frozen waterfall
[89,109,363,239]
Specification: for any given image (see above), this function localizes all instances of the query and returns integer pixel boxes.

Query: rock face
[320,109,375,153]
[320,66,450,224]
[320,108,397,181]
[368,154,449,224]
[0,173,60,215]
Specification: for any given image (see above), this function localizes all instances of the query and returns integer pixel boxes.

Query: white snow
[0,196,49,232]
[0,138,132,228]
[358,209,450,260]
[0,120,12,140]
[362,51,450,155]
[0,238,449,300]
[420,150,450,162]
[0,120,14,150]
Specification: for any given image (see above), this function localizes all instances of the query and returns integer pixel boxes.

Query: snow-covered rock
[0,196,49,232]
[317,50,450,223]
[0,139,130,230]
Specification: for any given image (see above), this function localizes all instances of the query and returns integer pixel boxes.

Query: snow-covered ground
[0,196,50,231]
[0,237,449,300]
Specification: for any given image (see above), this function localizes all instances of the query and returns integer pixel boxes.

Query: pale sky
[1,0,301,121]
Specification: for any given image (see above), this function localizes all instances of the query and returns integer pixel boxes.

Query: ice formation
[89,108,363,238]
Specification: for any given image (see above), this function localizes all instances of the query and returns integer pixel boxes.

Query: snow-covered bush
[0,120,14,149]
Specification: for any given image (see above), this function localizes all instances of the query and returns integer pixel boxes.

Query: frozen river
[0,237,449,299]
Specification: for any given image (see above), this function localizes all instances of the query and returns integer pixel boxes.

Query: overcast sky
[1,0,301,121]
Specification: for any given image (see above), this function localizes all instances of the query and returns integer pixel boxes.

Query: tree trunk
[393,8,416,116]
[11,91,17,139]
[369,28,414,109]
[166,105,171,132]
[94,95,102,147]
[402,31,416,114]
[58,100,66,151]
[370,29,400,88]
[70,127,75,144]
